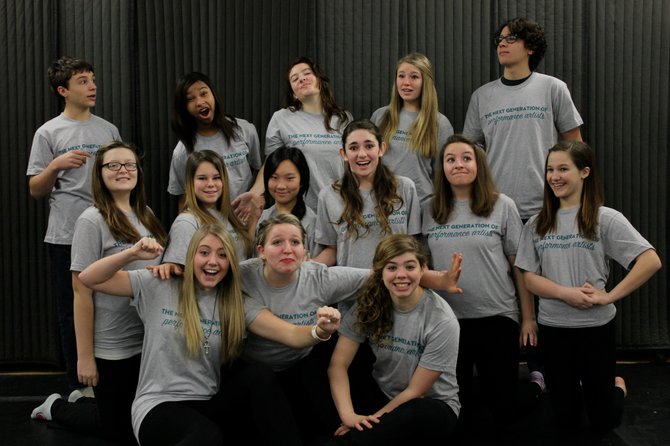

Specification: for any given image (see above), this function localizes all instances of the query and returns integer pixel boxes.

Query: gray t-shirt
[422,195,522,322]
[70,207,159,359]
[163,209,248,265]
[265,108,352,212]
[257,205,320,257]
[370,107,454,204]
[128,270,222,441]
[462,73,583,219]
[515,206,654,328]
[167,120,261,201]
[340,289,461,416]
[240,259,368,371]
[315,175,421,268]
[26,113,121,244]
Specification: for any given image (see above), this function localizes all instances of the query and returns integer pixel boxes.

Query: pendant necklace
[202,294,219,355]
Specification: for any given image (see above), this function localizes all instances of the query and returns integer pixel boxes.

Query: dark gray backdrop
[1,0,667,366]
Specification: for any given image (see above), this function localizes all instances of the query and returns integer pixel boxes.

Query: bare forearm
[79,249,134,287]
[512,263,535,322]
[328,365,356,420]
[608,250,661,302]
[73,281,95,359]
[28,168,59,198]
[312,246,337,266]
[249,164,265,196]
[523,271,566,301]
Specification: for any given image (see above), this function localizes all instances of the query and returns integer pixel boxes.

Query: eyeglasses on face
[494,34,519,45]
[102,162,138,171]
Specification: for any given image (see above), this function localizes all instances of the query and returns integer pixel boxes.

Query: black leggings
[51,354,140,443]
[325,398,457,445]
[456,315,520,421]
[540,320,625,436]
[138,361,301,446]
[323,360,458,445]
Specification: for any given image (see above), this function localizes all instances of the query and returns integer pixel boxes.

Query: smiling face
[382,252,425,304]
[443,142,477,191]
[268,160,301,209]
[185,81,216,128]
[193,233,230,289]
[288,62,320,103]
[341,128,386,188]
[101,147,138,195]
[396,62,423,109]
[258,223,306,278]
[193,161,223,208]
[546,150,590,208]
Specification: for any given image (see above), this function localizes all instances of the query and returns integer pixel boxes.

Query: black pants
[319,348,457,446]
[277,335,342,442]
[455,315,519,439]
[138,361,301,446]
[95,355,141,441]
[323,392,457,445]
[48,243,80,390]
[540,320,624,437]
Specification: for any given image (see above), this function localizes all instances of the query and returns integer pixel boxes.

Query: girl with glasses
[31,141,167,443]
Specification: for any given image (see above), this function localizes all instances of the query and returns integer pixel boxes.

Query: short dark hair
[47,57,95,106]
[495,17,547,71]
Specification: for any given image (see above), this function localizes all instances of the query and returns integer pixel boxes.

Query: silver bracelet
[311,324,331,341]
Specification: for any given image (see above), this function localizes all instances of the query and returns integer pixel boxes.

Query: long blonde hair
[378,53,440,158]
[179,223,246,363]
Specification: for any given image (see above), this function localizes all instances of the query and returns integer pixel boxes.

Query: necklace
[202,294,219,355]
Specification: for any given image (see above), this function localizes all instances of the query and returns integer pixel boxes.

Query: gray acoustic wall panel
[1,0,668,365]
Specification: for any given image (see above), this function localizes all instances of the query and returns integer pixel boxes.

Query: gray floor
[1,360,669,446]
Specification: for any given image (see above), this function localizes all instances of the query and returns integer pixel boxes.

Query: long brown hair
[356,234,428,344]
[183,150,253,256]
[284,56,350,132]
[91,141,167,246]
[535,141,604,240]
[334,119,402,239]
[431,134,498,224]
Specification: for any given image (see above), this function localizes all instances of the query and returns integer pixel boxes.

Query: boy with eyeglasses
[461,16,583,440]
[27,56,120,392]
[463,17,583,221]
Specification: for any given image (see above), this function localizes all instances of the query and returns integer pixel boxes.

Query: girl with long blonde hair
[78,223,306,445]
[371,52,454,204]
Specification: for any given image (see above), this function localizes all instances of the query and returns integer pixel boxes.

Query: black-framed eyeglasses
[102,162,138,171]
[494,34,519,45]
